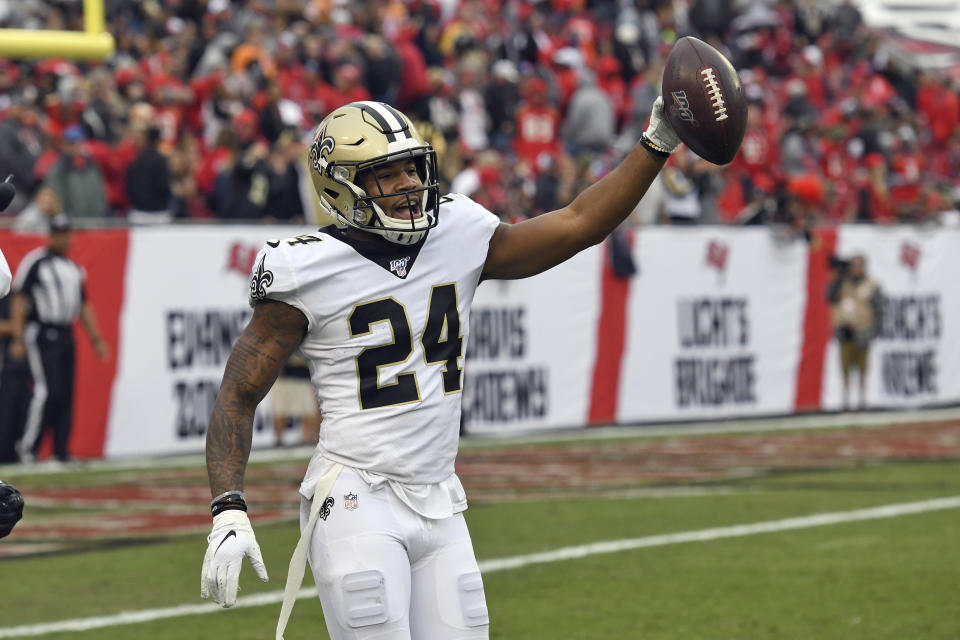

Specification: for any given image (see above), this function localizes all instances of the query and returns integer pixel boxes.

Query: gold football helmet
[309,101,440,245]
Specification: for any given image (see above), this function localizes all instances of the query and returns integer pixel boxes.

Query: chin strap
[381,228,426,245]
[371,195,430,245]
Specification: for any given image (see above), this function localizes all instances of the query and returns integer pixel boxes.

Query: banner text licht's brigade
[616,228,807,422]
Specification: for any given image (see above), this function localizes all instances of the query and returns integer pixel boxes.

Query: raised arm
[206,299,307,497]
[482,97,678,280]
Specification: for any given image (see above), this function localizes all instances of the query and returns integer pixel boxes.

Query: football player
[0,481,23,538]
[0,182,22,538]
[201,99,680,639]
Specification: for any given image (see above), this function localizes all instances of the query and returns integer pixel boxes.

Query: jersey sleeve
[447,192,501,252]
[248,242,317,330]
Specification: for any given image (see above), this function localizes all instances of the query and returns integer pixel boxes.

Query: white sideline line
[477,495,960,572]
[1,495,958,638]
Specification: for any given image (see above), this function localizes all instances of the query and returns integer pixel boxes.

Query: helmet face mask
[310,102,440,245]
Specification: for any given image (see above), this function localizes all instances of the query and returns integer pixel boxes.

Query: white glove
[643,96,681,155]
[201,510,269,607]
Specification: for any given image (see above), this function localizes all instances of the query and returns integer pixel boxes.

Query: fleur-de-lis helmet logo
[310,122,336,172]
[318,134,335,157]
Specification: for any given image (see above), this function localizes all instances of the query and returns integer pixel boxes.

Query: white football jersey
[250,193,499,515]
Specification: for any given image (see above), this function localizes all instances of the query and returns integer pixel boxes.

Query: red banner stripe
[71,229,128,458]
[588,238,631,425]
[794,226,837,411]
[0,229,128,459]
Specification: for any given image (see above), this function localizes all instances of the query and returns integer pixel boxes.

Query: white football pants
[300,468,490,639]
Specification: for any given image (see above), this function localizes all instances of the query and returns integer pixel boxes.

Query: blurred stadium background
[0,0,959,638]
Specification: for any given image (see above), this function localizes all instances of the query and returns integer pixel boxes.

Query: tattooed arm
[201,300,307,607]
[206,300,308,497]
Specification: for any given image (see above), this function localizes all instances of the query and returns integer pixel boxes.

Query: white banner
[821,226,960,409]
[106,226,311,457]
[463,246,603,434]
[100,223,960,458]
[616,228,809,422]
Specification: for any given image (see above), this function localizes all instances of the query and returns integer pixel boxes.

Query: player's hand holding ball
[0,480,24,539]
[642,96,682,157]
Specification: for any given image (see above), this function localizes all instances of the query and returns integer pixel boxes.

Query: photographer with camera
[827,254,883,411]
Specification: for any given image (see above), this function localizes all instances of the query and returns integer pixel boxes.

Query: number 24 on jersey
[349,283,462,409]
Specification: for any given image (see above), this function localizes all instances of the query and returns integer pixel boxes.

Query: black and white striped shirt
[13,248,86,325]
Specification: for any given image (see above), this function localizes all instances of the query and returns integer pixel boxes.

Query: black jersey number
[421,284,463,394]
[349,284,462,410]
[349,298,420,409]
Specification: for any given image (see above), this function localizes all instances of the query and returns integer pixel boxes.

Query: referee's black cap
[49,213,72,233]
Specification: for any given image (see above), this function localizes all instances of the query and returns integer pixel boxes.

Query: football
[661,37,747,165]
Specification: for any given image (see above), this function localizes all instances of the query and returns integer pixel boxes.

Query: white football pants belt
[276,462,343,640]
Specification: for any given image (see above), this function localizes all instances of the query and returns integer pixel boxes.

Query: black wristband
[211,494,247,517]
[212,502,247,517]
[640,134,671,159]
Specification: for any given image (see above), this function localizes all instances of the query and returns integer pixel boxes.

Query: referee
[6,214,109,463]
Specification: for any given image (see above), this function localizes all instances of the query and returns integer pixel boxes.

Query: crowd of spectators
[0,0,957,233]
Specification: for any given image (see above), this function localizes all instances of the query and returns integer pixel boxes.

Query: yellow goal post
[0,0,114,60]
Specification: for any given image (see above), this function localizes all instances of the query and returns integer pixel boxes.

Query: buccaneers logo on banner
[706,239,729,286]
[226,243,259,277]
[706,240,729,273]
[900,242,920,271]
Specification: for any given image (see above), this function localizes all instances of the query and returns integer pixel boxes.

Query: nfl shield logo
[344,492,359,510]
[389,257,409,277]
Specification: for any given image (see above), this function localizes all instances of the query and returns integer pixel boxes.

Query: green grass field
[1,425,958,639]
